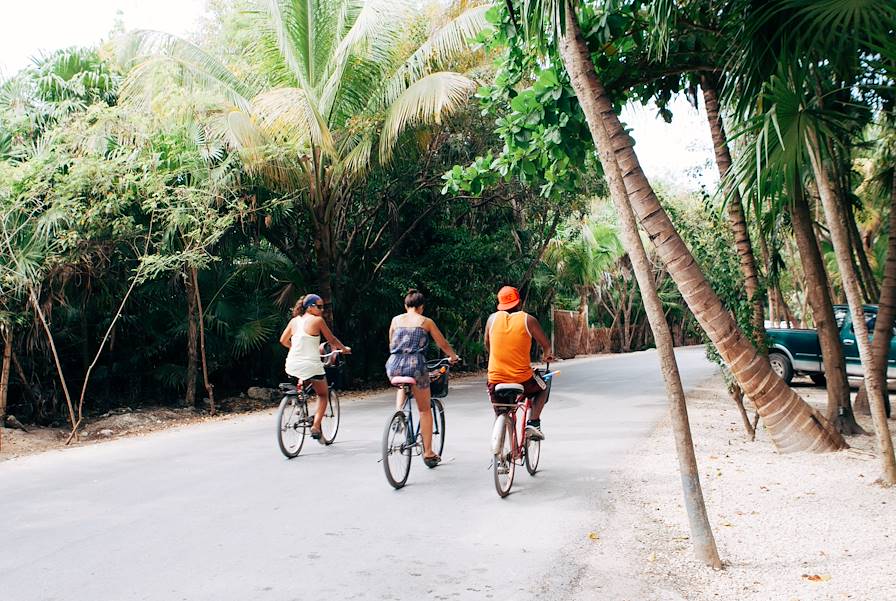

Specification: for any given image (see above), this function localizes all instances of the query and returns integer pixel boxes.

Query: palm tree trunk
[806,128,895,482]
[0,325,11,421]
[757,233,778,324]
[191,267,215,416]
[313,216,337,325]
[584,87,721,566]
[790,182,857,433]
[847,201,880,302]
[184,270,199,408]
[846,212,872,302]
[855,173,896,417]
[700,75,766,345]
[558,4,844,452]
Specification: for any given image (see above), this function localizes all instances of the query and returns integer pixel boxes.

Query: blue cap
[303,294,322,309]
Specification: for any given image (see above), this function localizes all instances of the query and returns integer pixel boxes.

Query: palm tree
[592,113,722,566]
[546,218,624,351]
[724,0,896,481]
[520,0,844,452]
[699,73,766,344]
[120,0,489,321]
[854,120,896,416]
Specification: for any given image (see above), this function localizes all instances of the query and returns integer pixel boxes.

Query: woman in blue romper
[386,289,459,467]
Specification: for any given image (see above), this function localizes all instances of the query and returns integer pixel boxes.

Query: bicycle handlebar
[320,349,343,359]
[426,357,461,370]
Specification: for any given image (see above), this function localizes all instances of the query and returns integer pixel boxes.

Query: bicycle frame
[395,385,443,454]
[492,396,531,462]
[490,368,557,459]
[399,385,419,452]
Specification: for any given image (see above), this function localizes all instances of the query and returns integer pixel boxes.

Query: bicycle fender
[491,415,507,455]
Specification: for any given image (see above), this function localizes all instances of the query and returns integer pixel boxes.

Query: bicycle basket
[429,370,449,398]
[325,364,344,390]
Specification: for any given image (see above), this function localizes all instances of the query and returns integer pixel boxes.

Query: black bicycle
[276,350,342,458]
[381,357,456,489]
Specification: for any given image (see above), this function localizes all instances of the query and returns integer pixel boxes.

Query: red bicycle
[490,366,558,497]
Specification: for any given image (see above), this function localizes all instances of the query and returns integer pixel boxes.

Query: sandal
[423,454,441,469]
[310,427,322,441]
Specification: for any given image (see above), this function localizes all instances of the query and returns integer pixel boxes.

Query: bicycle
[490,365,559,498]
[381,357,458,489]
[276,350,343,458]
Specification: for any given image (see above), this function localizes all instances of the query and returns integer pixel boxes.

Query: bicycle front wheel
[493,414,515,498]
[525,437,541,475]
[321,388,340,445]
[382,411,412,489]
[430,398,446,458]
[276,396,306,458]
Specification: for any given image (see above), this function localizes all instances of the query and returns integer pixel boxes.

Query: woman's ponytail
[292,295,308,318]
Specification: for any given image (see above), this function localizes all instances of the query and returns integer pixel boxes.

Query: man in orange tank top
[485,286,555,440]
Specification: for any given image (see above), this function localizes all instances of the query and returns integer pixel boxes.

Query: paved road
[0,347,716,601]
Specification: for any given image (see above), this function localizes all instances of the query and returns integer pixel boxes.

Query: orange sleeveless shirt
[487,311,534,384]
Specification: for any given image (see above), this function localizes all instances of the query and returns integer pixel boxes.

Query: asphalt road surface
[0,347,717,601]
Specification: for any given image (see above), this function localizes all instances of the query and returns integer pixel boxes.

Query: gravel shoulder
[571,374,895,601]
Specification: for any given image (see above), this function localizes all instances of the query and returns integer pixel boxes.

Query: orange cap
[496,286,521,311]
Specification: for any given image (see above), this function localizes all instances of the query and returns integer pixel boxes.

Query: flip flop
[310,427,322,440]
[423,454,441,469]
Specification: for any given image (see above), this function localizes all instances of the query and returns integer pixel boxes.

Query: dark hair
[404,288,425,308]
[292,294,310,318]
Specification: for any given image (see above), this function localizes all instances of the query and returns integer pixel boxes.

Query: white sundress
[284,315,326,381]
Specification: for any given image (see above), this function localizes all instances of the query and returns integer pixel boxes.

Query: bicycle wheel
[525,436,541,475]
[321,388,340,445]
[276,396,306,458]
[493,414,515,497]
[430,398,446,459]
[382,411,412,489]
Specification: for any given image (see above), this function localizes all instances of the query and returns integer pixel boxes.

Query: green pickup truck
[766,304,895,384]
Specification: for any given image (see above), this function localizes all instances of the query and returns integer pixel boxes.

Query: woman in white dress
[279,294,351,441]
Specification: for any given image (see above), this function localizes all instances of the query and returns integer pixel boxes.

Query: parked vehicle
[766,305,896,385]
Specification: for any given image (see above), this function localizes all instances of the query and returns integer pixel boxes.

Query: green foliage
[442,3,594,199]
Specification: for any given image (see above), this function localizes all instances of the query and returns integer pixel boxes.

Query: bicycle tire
[524,437,541,475]
[382,411,412,489]
[493,414,515,497]
[276,395,305,458]
[430,398,446,459]
[321,388,340,445]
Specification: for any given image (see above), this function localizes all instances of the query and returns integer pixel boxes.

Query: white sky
[0,0,210,74]
[0,0,717,192]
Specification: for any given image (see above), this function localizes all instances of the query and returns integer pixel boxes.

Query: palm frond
[251,87,334,152]
[377,4,490,113]
[378,71,475,164]
[265,0,320,90]
[117,30,258,113]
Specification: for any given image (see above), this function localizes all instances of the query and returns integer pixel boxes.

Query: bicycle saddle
[494,383,524,393]
[390,376,417,386]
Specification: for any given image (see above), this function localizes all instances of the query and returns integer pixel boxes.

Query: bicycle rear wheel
[430,398,446,459]
[321,388,340,445]
[524,437,541,475]
[493,414,515,497]
[276,396,306,458]
[382,411,412,489]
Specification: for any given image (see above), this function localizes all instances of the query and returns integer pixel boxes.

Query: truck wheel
[769,352,793,384]
[809,373,827,387]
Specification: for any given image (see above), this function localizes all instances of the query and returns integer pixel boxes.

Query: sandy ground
[571,375,896,601]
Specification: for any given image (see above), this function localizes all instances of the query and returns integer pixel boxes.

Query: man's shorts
[487,374,547,410]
